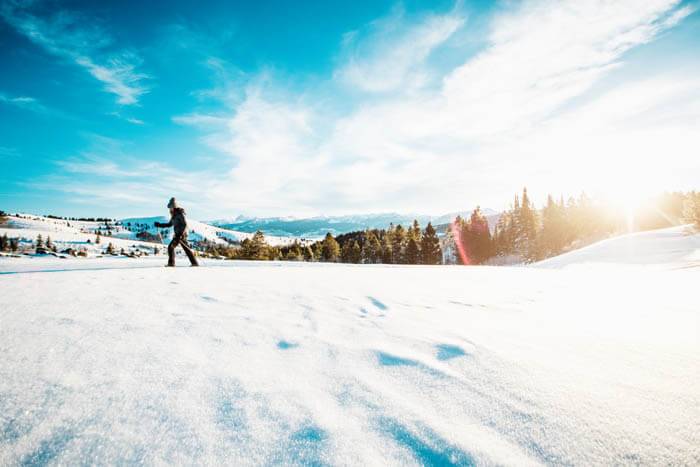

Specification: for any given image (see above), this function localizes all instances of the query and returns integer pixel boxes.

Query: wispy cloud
[172,113,228,128]
[26,134,220,213]
[334,7,464,93]
[0,146,20,158]
[0,92,50,113]
[0,1,149,105]
[108,111,146,125]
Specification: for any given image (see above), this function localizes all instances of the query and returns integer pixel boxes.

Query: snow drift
[535,225,700,269]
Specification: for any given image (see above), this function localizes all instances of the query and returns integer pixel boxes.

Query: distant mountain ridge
[207,210,499,239]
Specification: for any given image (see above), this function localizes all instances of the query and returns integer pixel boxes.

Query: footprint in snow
[200,295,217,302]
[367,296,388,311]
[377,351,418,367]
[435,344,468,361]
[277,340,299,350]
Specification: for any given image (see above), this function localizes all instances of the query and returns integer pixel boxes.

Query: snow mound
[535,225,700,269]
[0,259,697,465]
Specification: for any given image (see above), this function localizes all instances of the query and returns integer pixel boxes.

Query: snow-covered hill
[0,214,294,257]
[118,216,294,246]
[535,225,700,269]
[0,214,161,256]
[1,226,698,464]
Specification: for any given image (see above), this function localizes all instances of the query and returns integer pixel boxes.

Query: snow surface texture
[1,228,698,465]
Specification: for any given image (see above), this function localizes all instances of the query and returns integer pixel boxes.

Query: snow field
[0,259,698,465]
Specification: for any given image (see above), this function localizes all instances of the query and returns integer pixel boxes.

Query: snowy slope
[535,225,700,269]
[0,214,295,254]
[1,254,698,464]
[119,216,295,246]
[0,214,161,255]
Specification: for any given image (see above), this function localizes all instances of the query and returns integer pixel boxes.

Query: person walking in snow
[154,198,199,267]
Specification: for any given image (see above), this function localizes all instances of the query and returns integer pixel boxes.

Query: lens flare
[451,221,471,265]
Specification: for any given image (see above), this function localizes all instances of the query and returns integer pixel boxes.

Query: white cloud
[0,2,149,105]
[174,0,698,215]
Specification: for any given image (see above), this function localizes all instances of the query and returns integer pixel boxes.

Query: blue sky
[1,0,699,219]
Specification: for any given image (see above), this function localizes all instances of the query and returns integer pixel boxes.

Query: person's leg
[179,235,199,266]
[167,235,179,266]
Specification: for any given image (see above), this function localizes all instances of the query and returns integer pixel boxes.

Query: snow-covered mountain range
[209,210,500,239]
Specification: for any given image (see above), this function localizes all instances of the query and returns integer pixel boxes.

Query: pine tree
[312,242,322,261]
[405,236,420,264]
[683,192,700,227]
[303,244,314,262]
[460,206,493,264]
[517,188,538,261]
[240,231,268,260]
[363,231,382,264]
[411,219,422,243]
[392,225,406,264]
[380,235,393,264]
[287,241,303,261]
[0,233,7,251]
[250,231,268,259]
[420,222,442,265]
[350,240,362,264]
[106,242,115,255]
[267,246,281,260]
[36,234,44,249]
[340,240,353,263]
[321,233,340,262]
[9,237,19,252]
[539,194,568,259]
[95,232,101,244]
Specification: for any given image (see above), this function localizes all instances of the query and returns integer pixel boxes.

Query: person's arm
[154,218,173,228]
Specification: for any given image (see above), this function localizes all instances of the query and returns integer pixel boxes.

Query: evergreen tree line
[289,221,443,264]
[0,233,19,252]
[447,188,700,265]
[45,215,114,222]
[684,192,700,227]
[198,221,442,264]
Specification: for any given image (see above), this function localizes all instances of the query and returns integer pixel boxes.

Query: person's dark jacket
[155,208,187,236]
